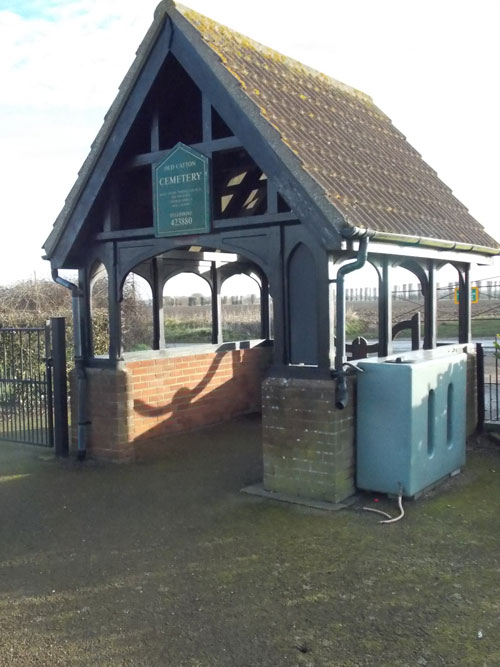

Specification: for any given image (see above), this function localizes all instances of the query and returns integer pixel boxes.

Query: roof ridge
[162,1,375,107]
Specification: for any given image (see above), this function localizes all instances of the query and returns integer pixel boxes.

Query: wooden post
[270,263,286,366]
[202,93,212,143]
[476,342,485,432]
[51,317,69,458]
[267,181,278,214]
[79,267,93,361]
[378,258,392,357]
[458,265,471,344]
[329,278,336,368]
[103,180,120,233]
[211,262,223,344]
[424,261,437,349]
[316,252,332,370]
[150,109,160,152]
[108,248,123,360]
[152,257,165,350]
[411,312,421,351]
[260,278,270,339]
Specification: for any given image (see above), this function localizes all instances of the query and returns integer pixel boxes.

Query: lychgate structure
[43,1,498,502]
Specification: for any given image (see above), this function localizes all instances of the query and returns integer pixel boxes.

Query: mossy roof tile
[43,1,498,259]
[177,3,496,249]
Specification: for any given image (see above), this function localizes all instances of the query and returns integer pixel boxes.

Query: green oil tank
[356,348,467,497]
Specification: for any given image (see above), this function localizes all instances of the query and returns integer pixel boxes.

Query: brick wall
[262,376,356,504]
[71,345,272,461]
[129,346,272,456]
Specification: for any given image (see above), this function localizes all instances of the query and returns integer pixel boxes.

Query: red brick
[71,347,272,463]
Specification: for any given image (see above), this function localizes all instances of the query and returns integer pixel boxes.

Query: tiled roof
[177,4,498,250]
[43,1,498,260]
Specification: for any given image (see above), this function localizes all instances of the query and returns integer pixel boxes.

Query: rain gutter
[341,226,499,255]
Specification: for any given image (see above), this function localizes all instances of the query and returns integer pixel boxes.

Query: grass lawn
[162,319,261,345]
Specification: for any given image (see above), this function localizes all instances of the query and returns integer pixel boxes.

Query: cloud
[0,0,159,283]
[0,0,159,110]
[0,0,498,287]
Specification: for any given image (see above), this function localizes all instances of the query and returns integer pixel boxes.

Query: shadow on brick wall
[131,346,272,458]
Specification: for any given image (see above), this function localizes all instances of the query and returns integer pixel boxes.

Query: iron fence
[0,325,53,446]
[484,346,500,422]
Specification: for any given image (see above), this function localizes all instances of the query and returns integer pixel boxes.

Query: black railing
[347,313,421,360]
[484,346,500,422]
[0,325,54,447]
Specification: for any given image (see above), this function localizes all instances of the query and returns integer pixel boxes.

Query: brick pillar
[262,376,356,503]
[70,367,134,462]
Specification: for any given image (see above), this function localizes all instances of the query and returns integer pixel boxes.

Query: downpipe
[51,269,89,460]
[332,236,369,409]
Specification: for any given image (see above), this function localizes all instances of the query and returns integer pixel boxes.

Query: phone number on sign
[171,217,193,226]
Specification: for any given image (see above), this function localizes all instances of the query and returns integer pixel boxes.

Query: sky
[1,0,499,292]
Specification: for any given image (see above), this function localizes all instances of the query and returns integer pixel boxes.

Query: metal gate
[0,325,54,447]
[479,343,500,424]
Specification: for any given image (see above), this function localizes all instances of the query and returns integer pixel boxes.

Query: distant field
[156,301,500,346]
[346,298,500,342]
[346,319,500,343]
[164,303,263,343]
[438,318,500,339]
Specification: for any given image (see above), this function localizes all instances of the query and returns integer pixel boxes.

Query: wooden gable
[43,4,344,269]
[43,0,497,270]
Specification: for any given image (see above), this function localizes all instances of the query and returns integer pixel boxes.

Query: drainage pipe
[332,235,369,409]
[51,269,88,460]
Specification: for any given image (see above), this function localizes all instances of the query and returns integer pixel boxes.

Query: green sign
[454,286,479,304]
[153,143,210,237]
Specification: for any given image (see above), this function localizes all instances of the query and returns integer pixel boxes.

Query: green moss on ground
[0,425,499,665]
